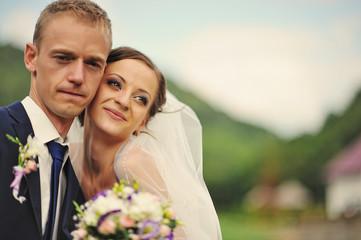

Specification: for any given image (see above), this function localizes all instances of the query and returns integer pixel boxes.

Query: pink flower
[131,234,141,240]
[159,225,172,236]
[152,195,161,202]
[23,167,31,174]
[108,193,119,200]
[167,207,176,220]
[119,215,135,228]
[74,228,87,239]
[98,219,116,234]
[28,160,37,171]
[23,161,37,174]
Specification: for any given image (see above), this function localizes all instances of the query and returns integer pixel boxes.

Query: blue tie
[45,140,67,240]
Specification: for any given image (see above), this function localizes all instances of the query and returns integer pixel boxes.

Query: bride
[69,46,222,239]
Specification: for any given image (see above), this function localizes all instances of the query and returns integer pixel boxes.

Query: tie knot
[46,140,67,162]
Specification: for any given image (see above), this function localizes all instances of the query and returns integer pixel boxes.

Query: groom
[0,0,112,239]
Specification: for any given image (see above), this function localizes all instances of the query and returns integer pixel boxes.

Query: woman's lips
[104,108,127,121]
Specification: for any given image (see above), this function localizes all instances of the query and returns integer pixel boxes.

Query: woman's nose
[113,93,130,110]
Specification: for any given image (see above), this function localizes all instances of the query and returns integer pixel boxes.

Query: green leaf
[73,201,84,217]
[6,134,17,144]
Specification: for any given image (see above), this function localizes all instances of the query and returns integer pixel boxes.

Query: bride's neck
[83,128,124,173]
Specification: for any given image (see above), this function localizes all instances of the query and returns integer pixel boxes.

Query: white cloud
[167,24,361,138]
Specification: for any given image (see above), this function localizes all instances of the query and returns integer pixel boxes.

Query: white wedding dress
[69,91,223,239]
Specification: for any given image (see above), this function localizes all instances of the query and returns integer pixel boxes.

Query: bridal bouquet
[71,181,181,240]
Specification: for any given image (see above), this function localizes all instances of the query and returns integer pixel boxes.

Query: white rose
[128,192,163,222]
[83,194,126,225]
[122,186,135,198]
[26,135,46,157]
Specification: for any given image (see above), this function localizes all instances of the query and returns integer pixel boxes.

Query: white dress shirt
[22,97,69,240]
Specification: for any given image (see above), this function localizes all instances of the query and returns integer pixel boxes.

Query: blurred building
[325,136,361,220]
[244,180,311,210]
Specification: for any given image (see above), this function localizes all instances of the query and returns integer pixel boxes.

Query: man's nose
[68,60,85,85]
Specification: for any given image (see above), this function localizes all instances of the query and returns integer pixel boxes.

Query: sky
[1,0,361,139]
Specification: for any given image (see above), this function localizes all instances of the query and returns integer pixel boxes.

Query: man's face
[26,14,111,123]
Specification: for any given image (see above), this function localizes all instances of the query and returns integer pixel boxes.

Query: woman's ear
[24,43,38,73]
[135,117,149,136]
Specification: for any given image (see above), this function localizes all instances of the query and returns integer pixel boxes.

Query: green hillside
[167,81,284,207]
[278,89,361,202]
[2,44,361,209]
[168,72,361,207]
[0,44,30,106]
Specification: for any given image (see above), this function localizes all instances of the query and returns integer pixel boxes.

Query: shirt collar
[21,96,68,146]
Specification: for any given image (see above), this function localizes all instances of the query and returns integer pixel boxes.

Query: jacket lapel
[7,102,42,236]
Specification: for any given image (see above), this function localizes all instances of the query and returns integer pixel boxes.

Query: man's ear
[24,43,37,73]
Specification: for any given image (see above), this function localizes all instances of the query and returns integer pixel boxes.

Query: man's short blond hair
[33,0,112,48]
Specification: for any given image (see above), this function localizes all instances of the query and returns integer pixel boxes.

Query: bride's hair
[107,47,167,118]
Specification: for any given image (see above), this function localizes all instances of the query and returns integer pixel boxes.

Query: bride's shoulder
[115,139,154,167]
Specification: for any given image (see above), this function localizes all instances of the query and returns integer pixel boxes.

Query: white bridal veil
[69,91,223,239]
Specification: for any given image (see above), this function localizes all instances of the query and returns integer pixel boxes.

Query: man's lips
[58,89,85,97]
[104,107,127,121]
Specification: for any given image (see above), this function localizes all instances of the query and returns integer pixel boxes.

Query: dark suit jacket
[0,101,85,239]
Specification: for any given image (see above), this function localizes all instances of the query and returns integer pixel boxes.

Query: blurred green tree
[0,44,29,106]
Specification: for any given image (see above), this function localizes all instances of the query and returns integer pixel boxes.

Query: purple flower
[158,232,174,240]
[166,232,174,240]
[92,190,109,201]
[127,194,132,201]
[138,219,160,239]
[97,209,122,228]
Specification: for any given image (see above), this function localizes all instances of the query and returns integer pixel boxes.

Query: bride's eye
[134,95,149,106]
[107,79,122,90]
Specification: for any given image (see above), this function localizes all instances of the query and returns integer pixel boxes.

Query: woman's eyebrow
[107,73,125,83]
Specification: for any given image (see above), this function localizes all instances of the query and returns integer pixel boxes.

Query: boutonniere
[6,134,45,203]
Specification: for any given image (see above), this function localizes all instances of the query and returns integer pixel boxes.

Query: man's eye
[56,55,70,61]
[86,61,100,68]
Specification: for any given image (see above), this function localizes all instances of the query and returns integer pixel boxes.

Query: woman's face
[87,59,159,140]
